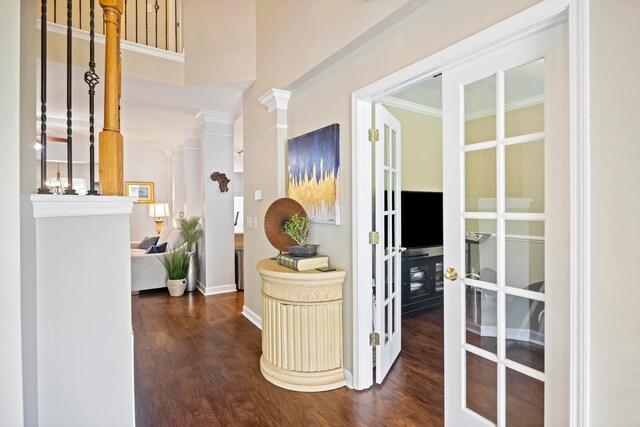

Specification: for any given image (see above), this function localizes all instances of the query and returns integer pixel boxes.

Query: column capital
[258,89,291,113]
[195,109,235,126]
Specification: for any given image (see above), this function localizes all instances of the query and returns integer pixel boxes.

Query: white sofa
[130,227,186,292]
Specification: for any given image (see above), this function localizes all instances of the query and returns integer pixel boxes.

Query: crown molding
[258,89,291,113]
[382,97,443,118]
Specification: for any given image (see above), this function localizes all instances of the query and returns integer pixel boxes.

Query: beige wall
[383,105,443,192]
[243,0,540,373]
[183,0,256,86]
[590,0,640,424]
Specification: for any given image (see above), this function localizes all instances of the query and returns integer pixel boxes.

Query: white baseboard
[242,305,262,330]
[344,369,353,389]
[197,282,237,296]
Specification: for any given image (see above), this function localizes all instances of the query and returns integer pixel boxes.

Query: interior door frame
[350,1,591,425]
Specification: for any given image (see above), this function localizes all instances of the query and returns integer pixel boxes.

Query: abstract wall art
[287,123,340,225]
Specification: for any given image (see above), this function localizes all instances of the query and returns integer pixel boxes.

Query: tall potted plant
[178,216,203,292]
[160,247,190,297]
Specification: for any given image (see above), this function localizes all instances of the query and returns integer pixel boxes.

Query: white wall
[124,146,170,241]
[590,0,640,424]
[1,0,26,424]
[243,0,541,374]
[35,209,134,426]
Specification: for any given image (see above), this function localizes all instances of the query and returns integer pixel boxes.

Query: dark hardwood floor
[133,290,445,427]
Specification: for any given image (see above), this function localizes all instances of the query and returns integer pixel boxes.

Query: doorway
[351,4,584,426]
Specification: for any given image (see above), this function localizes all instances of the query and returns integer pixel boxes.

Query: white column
[171,148,185,226]
[258,89,291,197]
[184,131,202,218]
[195,110,236,295]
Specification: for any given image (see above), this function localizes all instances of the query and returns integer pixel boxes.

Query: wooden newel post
[99,0,124,196]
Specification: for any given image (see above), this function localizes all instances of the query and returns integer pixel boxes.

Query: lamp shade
[149,203,169,218]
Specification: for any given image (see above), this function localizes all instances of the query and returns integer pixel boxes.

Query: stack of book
[276,253,329,271]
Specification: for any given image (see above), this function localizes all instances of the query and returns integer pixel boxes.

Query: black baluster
[64,0,77,195]
[85,0,99,195]
[174,0,178,52]
[79,0,82,29]
[164,0,168,50]
[54,0,57,23]
[145,0,148,46]
[38,0,52,194]
[135,0,138,43]
[154,0,159,48]
[124,0,127,40]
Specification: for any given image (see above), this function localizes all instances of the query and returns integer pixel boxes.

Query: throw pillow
[138,236,159,250]
[145,242,168,254]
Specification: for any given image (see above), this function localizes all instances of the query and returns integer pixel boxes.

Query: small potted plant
[283,213,318,257]
[178,216,203,292]
[160,247,190,297]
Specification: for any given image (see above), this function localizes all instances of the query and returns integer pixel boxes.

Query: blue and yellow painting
[287,123,340,225]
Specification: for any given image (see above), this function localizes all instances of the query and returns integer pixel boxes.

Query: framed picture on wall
[125,182,155,204]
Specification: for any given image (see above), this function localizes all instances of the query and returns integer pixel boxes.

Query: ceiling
[37,60,249,170]
[385,59,544,115]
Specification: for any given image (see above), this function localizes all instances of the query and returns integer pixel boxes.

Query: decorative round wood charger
[264,198,307,252]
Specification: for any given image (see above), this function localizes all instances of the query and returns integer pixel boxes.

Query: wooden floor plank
[133,289,541,426]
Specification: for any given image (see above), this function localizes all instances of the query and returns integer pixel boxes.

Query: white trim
[465,94,545,121]
[381,97,443,118]
[343,369,354,389]
[37,20,185,62]
[195,110,235,125]
[569,1,590,425]
[31,195,135,218]
[351,97,374,390]
[242,305,262,330]
[352,0,577,394]
[267,123,288,132]
[258,89,292,113]
[196,282,236,296]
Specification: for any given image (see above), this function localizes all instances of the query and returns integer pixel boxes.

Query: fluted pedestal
[257,259,346,392]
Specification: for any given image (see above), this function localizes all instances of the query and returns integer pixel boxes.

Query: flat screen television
[401,191,443,248]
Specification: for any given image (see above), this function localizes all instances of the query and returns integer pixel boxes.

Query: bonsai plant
[159,247,190,297]
[283,213,318,256]
[177,216,203,292]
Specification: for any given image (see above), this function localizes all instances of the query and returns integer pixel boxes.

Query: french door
[443,22,569,426]
[373,104,402,383]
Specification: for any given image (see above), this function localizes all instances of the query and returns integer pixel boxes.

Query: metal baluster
[124,0,127,40]
[64,0,77,195]
[38,0,52,194]
[164,0,168,50]
[145,0,148,45]
[154,0,159,48]
[135,0,138,43]
[174,0,178,52]
[54,0,57,23]
[85,0,99,195]
[79,0,82,29]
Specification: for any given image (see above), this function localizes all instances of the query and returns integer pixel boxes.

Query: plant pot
[286,244,319,257]
[167,278,186,297]
[186,251,198,292]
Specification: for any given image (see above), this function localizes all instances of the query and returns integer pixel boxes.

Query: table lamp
[149,203,169,235]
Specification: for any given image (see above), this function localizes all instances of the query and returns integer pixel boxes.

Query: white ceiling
[385,59,544,115]
[37,60,249,163]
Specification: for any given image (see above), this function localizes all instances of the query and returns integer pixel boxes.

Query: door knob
[398,246,407,253]
[445,267,458,281]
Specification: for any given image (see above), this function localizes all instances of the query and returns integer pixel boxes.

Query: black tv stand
[401,246,444,318]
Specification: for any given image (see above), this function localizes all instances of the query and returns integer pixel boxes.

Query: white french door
[373,104,403,383]
[443,22,569,426]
